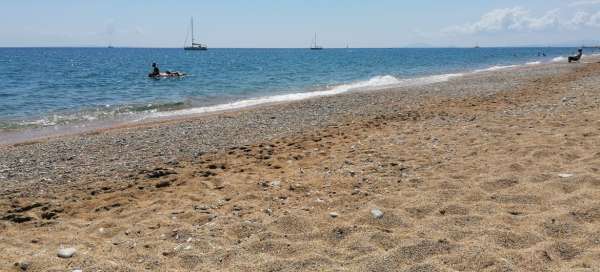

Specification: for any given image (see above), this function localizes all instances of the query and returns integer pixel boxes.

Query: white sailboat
[184,17,207,51]
[310,33,323,50]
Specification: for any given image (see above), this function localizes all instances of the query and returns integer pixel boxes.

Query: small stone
[145,169,176,179]
[72,269,83,272]
[41,212,57,220]
[166,159,179,165]
[558,173,574,178]
[270,180,281,188]
[57,247,76,258]
[371,208,384,219]
[329,212,339,218]
[155,180,171,188]
[16,260,30,271]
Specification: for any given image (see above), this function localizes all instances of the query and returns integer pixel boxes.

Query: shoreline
[1,59,600,270]
[0,56,586,146]
[0,60,588,186]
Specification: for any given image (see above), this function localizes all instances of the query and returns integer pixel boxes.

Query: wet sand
[1,60,600,271]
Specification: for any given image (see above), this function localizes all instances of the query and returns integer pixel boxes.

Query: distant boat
[184,17,207,51]
[310,33,323,50]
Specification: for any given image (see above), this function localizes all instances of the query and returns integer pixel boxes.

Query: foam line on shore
[142,58,564,120]
[142,73,464,119]
[473,65,520,73]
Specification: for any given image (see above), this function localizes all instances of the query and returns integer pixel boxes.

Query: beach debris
[57,247,77,258]
[270,180,281,188]
[371,208,384,219]
[558,173,574,178]
[329,212,339,218]
[72,270,83,272]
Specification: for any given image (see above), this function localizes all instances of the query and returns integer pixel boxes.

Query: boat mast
[314,33,317,48]
[191,17,195,45]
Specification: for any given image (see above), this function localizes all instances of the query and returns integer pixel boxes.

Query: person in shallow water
[150,63,160,77]
[149,63,185,78]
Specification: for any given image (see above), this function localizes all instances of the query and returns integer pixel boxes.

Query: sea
[0,47,592,143]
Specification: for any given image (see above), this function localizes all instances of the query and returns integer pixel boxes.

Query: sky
[2,0,600,48]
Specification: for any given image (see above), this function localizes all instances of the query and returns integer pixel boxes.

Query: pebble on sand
[558,173,574,178]
[15,260,30,271]
[371,208,384,219]
[329,212,339,218]
[57,247,77,258]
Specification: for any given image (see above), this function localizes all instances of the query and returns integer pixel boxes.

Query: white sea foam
[526,61,542,66]
[473,65,519,73]
[582,53,600,58]
[552,56,567,62]
[143,73,464,120]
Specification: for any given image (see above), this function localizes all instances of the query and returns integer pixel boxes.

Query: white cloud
[445,6,600,35]
[444,7,560,34]
[565,10,600,28]
[569,0,600,7]
[570,11,591,25]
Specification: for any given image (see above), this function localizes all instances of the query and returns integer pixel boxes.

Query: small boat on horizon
[184,17,208,51]
[310,33,323,50]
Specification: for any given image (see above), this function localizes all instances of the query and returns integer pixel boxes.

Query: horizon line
[0,45,586,49]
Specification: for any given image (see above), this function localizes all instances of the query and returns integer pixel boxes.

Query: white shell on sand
[558,173,574,178]
[57,248,76,258]
[371,208,384,219]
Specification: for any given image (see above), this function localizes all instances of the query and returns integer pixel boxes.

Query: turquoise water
[0,47,587,131]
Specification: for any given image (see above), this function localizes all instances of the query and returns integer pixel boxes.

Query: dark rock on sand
[2,214,34,223]
[145,169,176,179]
[156,180,171,188]
[40,212,57,220]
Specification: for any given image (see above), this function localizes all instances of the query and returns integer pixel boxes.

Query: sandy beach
[2,59,600,271]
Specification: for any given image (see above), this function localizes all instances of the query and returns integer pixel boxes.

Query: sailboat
[310,33,323,50]
[184,17,207,51]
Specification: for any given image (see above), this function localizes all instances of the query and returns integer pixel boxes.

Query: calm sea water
[0,47,588,132]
